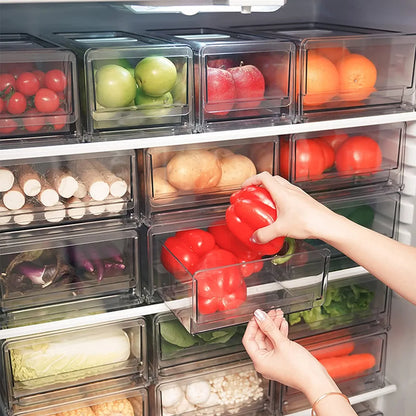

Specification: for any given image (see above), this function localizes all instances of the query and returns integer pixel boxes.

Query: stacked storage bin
[225,22,416,414]
[0,33,148,416]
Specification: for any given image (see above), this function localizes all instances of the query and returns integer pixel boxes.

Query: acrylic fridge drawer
[0,33,80,141]
[0,151,136,230]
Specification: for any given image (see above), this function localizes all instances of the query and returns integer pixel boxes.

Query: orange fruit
[336,53,377,101]
[302,54,339,106]
[313,46,350,64]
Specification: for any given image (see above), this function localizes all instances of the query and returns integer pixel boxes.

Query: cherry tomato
[1,62,35,79]
[7,92,27,114]
[15,72,40,96]
[335,135,383,175]
[44,69,67,92]
[0,118,18,134]
[0,98,4,113]
[23,108,46,132]
[46,107,67,130]
[0,73,16,97]
[34,88,60,113]
[32,70,45,87]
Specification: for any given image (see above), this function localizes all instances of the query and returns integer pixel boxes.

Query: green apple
[94,58,133,71]
[171,63,188,104]
[135,88,173,117]
[134,56,177,97]
[95,64,137,108]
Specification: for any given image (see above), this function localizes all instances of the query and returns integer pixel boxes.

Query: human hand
[243,309,339,402]
[242,172,337,243]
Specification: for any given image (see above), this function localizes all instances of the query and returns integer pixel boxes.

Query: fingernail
[254,309,267,322]
[250,235,258,244]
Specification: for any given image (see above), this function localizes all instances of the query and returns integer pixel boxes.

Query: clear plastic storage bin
[234,23,416,120]
[311,187,400,271]
[145,206,330,334]
[279,326,387,414]
[139,137,276,216]
[44,31,193,139]
[0,33,80,141]
[0,220,140,315]
[0,318,147,412]
[147,27,295,131]
[279,123,405,192]
[151,312,247,378]
[154,359,274,416]
[5,376,148,416]
[0,151,136,230]
[287,272,391,339]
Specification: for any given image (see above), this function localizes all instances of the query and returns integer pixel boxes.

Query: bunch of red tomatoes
[0,63,69,135]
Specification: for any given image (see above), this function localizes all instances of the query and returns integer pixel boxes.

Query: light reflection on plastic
[126,5,282,15]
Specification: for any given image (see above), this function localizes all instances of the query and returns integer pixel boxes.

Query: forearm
[319,212,416,305]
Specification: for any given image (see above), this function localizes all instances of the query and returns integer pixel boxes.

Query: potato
[217,154,256,187]
[166,150,222,191]
[210,147,234,159]
[151,149,176,168]
[153,167,178,201]
[249,143,274,174]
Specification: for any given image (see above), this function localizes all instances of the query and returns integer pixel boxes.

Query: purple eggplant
[67,246,95,274]
[84,245,105,281]
[103,261,126,278]
[100,243,124,264]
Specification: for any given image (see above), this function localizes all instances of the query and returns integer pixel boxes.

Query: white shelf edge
[1,112,415,162]
[285,382,397,416]
[0,265,367,340]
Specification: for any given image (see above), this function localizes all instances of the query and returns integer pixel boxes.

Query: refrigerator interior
[1,0,416,415]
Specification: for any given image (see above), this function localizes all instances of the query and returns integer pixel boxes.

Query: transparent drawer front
[152,312,247,377]
[155,360,273,416]
[280,328,387,414]
[235,23,416,119]
[280,123,405,192]
[0,221,140,312]
[353,401,383,416]
[147,28,295,131]
[1,318,147,409]
[141,138,276,216]
[146,208,329,334]
[0,151,135,230]
[0,33,79,141]
[287,273,390,339]
[46,31,193,139]
[9,377,148,416]
[311,188,400,271]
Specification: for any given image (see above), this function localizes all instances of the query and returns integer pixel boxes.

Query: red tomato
[44,69,67,93]
[23,108,46,132]
[320,133,349,152]
[279,139,291,179]
[0,118,18,134]
[7,92,27,114]
[46,107,67,130]
[0,97,4,113]
[316,138,335,170]
[335,135,383,174]
[0,73,16,96]
[1,62,35,78]
[34,88,60,113]
[15,72,40,96]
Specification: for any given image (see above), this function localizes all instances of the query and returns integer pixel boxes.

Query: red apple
[205,67,236,116]
[228,64,265,109]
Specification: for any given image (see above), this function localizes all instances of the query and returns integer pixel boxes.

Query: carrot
[311,341,355,360]
[319,353,376,380]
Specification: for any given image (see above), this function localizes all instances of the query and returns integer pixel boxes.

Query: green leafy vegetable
[159,320,197,348]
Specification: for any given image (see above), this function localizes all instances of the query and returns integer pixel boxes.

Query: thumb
[254,309,284,347]
[252,222,284,244]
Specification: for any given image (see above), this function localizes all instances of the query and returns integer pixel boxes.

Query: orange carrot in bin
[319,353,376,380]
[311,341,355,360]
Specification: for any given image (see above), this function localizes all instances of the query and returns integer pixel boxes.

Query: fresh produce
[288,284,375,327]
[228,64,265,109]
[10,327,131,384]
[206,66,236,116]
[311,341,355,360]
[335,135,382,175]
[134,88,173,116]
[319,353,376,380]
[134,56,177,97]
[91,399,134,416]
[226,185,285,256]
[216,153,257,188]
[166,149,222,191]
[95,64,137,108]
[160,229,246,314]
[0,167,15,192]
